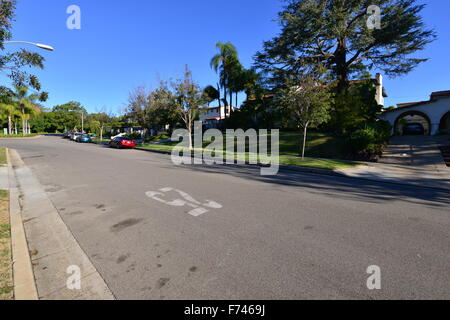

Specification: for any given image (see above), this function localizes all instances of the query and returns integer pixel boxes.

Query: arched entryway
[439,111,450,134]
[394,111,431,135]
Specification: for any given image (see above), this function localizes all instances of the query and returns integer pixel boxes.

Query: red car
[109,137,136,149]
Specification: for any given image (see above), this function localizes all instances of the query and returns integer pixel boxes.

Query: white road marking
[145,187,222,217]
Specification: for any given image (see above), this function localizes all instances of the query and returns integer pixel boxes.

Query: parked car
[63,131,72,139]
[70,132,82,141]
[109,137,136,149]
[76,134,92,143]
[403,123,425,135]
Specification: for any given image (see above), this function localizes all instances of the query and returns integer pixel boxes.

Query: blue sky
[3,0,450,113]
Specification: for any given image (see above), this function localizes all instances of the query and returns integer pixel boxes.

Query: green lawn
[0,133,40,138]
[0,148,6,166]
[91,138,111,144]
[276,131,346,158]
[137,132,357,171]
[0,189,13,300]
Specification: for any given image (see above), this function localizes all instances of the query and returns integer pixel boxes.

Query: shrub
[125,132,142,140]
[346,128,378,153]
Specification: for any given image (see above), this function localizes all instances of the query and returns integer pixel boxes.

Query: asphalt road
[1,136,450,299]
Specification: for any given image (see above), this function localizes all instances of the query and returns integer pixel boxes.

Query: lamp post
[1,41,54,51]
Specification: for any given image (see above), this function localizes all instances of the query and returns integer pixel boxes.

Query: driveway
[380,135,449,169]
[1,136,450,299]
[339,135,450,190]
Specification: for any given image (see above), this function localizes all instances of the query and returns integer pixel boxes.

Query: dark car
[403,123,425,135]
[76,134,92,143]
[109,137,136,149]
[63,131,72,139]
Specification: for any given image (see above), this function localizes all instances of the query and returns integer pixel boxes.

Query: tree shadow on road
[181,163,450,209]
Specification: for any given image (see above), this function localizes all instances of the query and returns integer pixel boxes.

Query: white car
[71,132,82,141]
[111,133,127,140]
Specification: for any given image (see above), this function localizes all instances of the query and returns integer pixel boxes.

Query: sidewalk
[0,166,7,189]
[338,136,450,190]
[5,148,115,300]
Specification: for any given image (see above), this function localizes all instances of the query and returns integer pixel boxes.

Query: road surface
[1,136,449,299]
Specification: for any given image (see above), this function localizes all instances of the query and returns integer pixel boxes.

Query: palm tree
[0,90,19,135]
[203,85,220,107]
[11,85,42,136]
[210,42,241,112]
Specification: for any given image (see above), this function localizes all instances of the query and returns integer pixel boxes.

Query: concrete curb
[6,148,39,300]
[8,149,115,300]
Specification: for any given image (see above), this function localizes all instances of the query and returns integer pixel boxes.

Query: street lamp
[2,41,54,51]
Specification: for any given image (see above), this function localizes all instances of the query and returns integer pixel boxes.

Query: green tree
[255,0,436,93]
[0,89,20,134]
[30,110,57,133]
[88,111,113,140]
[0,0,47,92]
[148,82,179,132]
[11,85,46,135]
[275,74,332,159]
[202,85,220,107]
[52,101,87,132]
[210,42,242,110]
[127,86,150,129]
[172,66,205,149]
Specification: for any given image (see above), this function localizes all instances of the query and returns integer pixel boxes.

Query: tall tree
[210,42,241,111]
[52,101,87,131]
[255,0,436,93]
[0,89,18,134]
[89,108,113,141]
[148,82,179,132]
[11,85,45,135]
[127,86,150,129]
[172,66,205,149]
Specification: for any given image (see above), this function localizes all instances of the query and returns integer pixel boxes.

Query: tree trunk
[216,84,221,108]
[223,86,227,107]
[188,127,193,150]
[335,39,349,95]
[301,124,309,160]
[8,114,12,135]
[229,90,233,111]
[100,125,104,141]
[21,108,25,136]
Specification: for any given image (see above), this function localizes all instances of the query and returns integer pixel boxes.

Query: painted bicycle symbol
[145,187,222,217]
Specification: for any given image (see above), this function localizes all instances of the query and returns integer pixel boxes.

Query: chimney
[375,73,384,106]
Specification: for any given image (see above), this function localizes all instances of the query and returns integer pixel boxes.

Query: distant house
[199,105,232,128]
[381,90,450,135]
[110,126,144,136]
